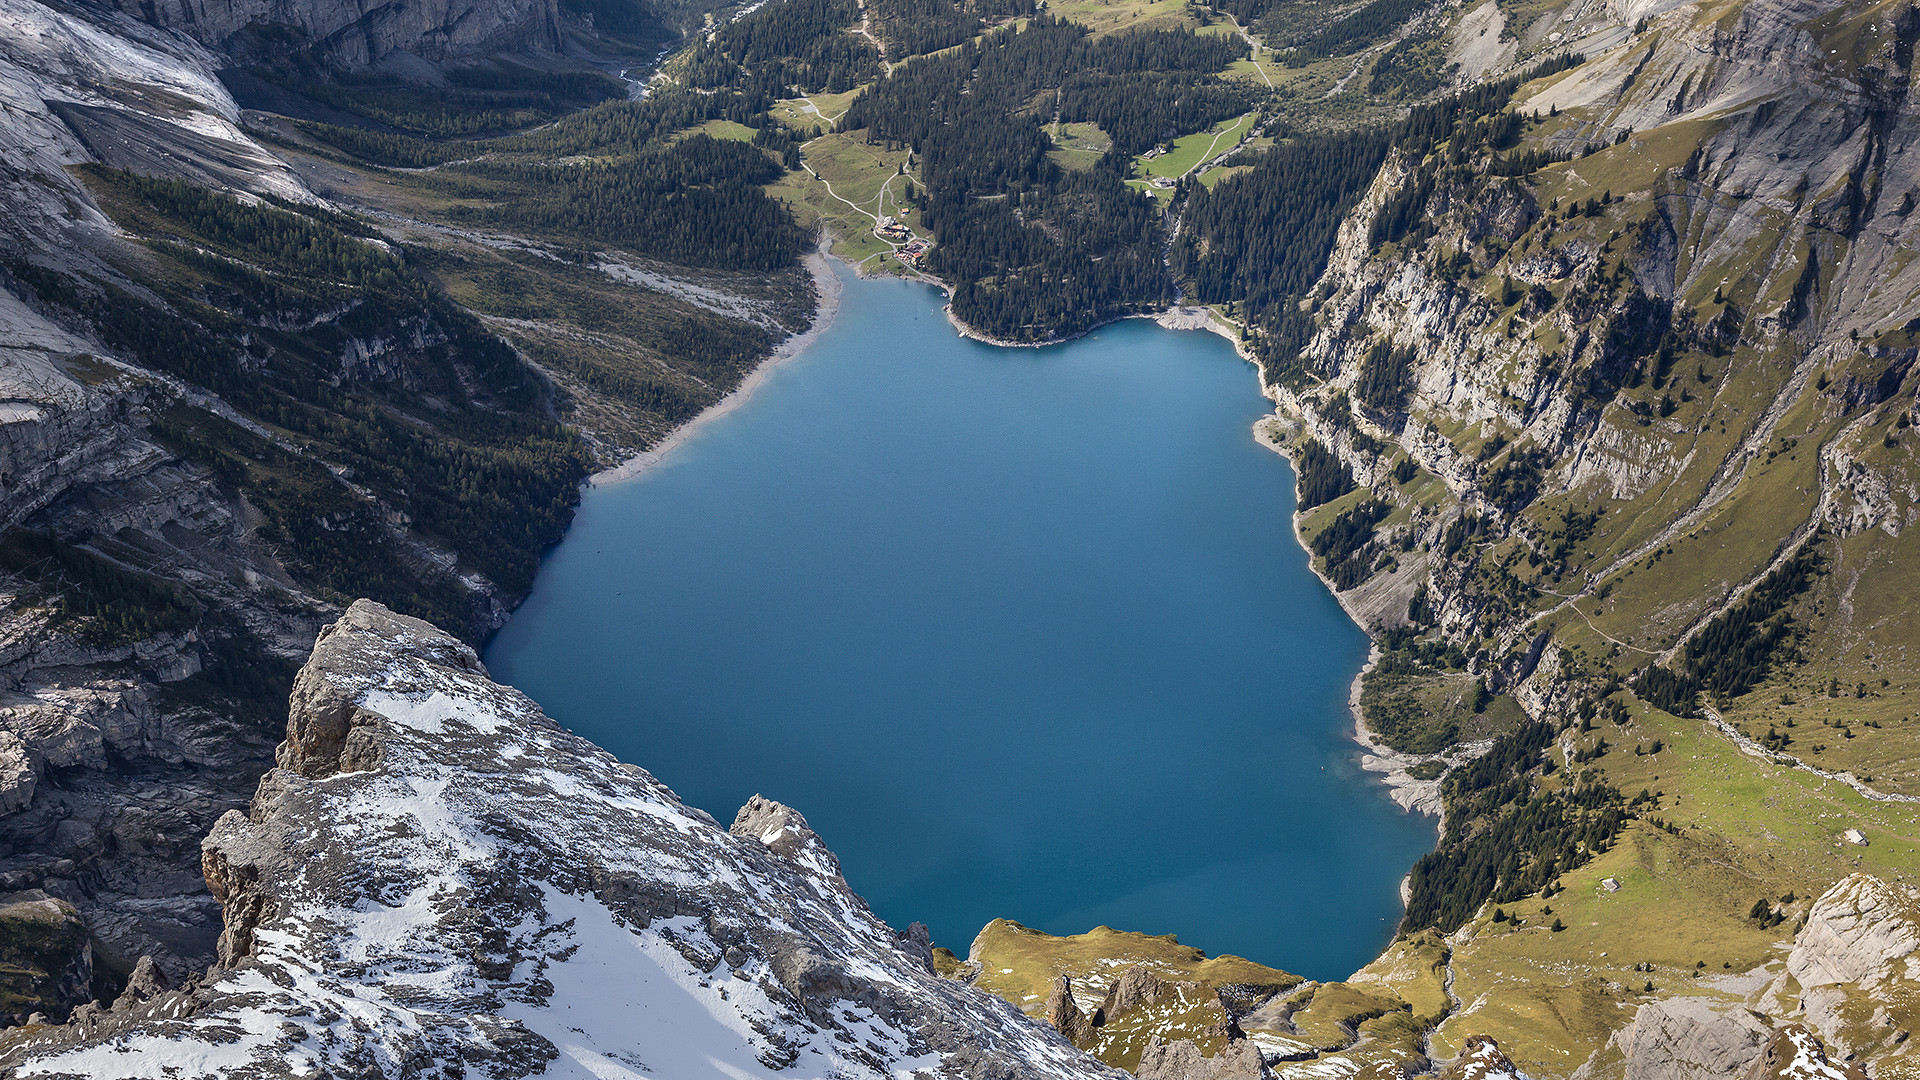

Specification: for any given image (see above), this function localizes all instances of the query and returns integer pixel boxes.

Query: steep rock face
[0,0,595,996]
[0,0,308,248]
[0,892,91,1025]
[1278,0,1920,720]
[0,424,325,987]
[0,600,1124,1079]
[0,313,138,536]
[1047,975,1099,1044]
[102,0,560,65]
[1576,996,1772,1080]
[1771,874,1920,1073]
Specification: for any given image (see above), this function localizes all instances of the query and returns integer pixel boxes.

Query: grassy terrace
[1415,688,1920,1070]
[766,131,923,273]
[675,118,760,143]
[1047,120,1112,171]
[967,920,1304,1071]
[1043,0,1195,36]
[770,88,862,130]
[1137,110,1260,180]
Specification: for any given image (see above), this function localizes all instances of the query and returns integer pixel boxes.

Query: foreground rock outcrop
[0,893,91,1026]
[1771,875,1920,1076]
[0,601,1122,1079]
[1564,873,1919,1080]
[1135,1034,1271,1080]
[0,0,561,995]
[968,918,1300,1071]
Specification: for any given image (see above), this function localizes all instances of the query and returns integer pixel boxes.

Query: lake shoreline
[941,295,1242,353]
[589,240,844,487]
[493,262,1431,977]
[592,240,1448,824]
[1246,418,1452,828]
[573,248,1441,969]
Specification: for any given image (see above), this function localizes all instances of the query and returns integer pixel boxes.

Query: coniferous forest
[1172,128,1391,312]
[265,0,1494,347]
[684,0,883,94]
[459,136,809,269]
[839,17,1249,339]
[1402,721,1629,934]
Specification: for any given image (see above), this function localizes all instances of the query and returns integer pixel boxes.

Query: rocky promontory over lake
[0,601,1126,1079]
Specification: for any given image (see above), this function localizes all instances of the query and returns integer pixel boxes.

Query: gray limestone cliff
[112,0,563,65]
[1568,873,1919,1080]
[1271,0,1920,715]
[1575,996,1772,1080]
[1770,874,1920,1074]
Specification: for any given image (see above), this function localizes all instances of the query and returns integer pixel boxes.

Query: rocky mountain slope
[0,0,806,1017]
[0,0,368,985]
[988,869,1916,1080]
[1290,0,1920,687]
[0,600,1125,1079]
[1149,0,1920,1074]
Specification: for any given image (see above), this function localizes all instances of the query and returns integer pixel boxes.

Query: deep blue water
[485,266,1436,981]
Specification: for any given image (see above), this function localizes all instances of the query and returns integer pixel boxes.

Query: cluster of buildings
[877,216,930,264]
[894,238,931,265]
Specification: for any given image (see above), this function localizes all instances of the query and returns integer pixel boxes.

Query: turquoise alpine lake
[484,265,1437,982]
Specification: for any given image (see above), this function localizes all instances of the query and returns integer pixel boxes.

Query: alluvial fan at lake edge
[485,263,1437,983]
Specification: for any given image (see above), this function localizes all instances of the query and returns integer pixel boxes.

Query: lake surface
[485,265,1436,981]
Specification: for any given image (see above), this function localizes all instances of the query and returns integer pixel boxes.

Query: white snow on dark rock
[0,600,1123,1080]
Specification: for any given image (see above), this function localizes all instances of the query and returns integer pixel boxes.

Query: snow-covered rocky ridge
[0,600,1122,1079]
[0,0,788,999]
